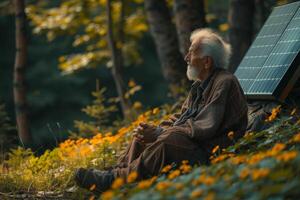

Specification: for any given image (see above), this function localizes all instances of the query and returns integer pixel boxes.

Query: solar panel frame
[234,1,300,101]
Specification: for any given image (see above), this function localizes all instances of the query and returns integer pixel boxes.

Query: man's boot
[74,168,115,193]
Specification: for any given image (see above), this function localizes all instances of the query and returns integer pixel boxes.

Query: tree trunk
[106,0,131,118]
[144,0,187,88]
[228,0,255,73]
[173,0,207,56]
[13,0,31,144]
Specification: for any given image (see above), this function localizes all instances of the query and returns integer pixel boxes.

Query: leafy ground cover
[0,105,299,200]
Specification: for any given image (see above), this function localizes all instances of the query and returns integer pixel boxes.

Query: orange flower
[179,164,192,174]
[89,195,95,200]
[276,151,298,162]
[251,168,270,180]
[156,181,171,191]
[89,184,96,191]
[127,171,138,183]
[265,105,281,122]
[266,143,286,156]
[193,175,216,186]
[190,189,203,198]
[161,165,172,173]
[102,190,114,200]
[239,168,250,179]
[137,176,157,189]
[230,155,247,165]
[212,145,220,154]
[168,169,180,179]
[211,154,234,164]
[204,192,216,200]
[111,178,124,189]
[227,131,234,140]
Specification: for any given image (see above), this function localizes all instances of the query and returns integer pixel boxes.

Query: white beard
[186,65,200,81]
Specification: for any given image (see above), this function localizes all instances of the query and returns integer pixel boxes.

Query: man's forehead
[189,40,201,52]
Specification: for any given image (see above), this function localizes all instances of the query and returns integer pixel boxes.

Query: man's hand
[133,123,162,144]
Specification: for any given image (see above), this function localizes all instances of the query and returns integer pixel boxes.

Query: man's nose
[185,53,190,63]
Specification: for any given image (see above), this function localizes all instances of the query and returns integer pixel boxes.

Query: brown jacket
[160,69,248,153]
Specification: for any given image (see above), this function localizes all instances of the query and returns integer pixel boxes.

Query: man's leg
[116,137,147,167]
[112,129,209,180]
[74,137,148,192]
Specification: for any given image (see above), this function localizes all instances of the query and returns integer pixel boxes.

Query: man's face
[185,42,206,81]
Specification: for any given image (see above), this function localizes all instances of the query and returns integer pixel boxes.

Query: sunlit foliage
[26,0,148,73]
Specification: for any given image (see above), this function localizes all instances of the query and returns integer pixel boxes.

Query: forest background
[0,0,296,153]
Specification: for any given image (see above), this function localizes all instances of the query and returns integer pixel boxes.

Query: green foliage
[26,0,148,73]
[0,104,14,136]
[0,103,17,156]
[71,82,117,137]
[71,79,144,138]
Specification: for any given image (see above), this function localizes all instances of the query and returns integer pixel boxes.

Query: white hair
[190,28,231,69]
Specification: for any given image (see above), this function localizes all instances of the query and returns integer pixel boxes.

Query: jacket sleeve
[174,78,232,141]
[158,94,190,129]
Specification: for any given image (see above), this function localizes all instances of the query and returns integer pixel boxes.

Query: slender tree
[106,0,131,118]
[173,0,207,56]
[228,0,255,73]
[13,0,31,144]
[144,0,187,88]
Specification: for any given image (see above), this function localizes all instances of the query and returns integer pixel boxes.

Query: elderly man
[75,28,248,193]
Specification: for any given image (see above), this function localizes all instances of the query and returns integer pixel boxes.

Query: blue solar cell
[235,1,300,100]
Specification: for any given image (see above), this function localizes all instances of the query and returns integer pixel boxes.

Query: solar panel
[234,1,300,101]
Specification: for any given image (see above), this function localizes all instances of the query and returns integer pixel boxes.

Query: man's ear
[204,56,213,69]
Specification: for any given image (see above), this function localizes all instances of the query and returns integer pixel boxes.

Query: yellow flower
[89,184,96,191]
[133,101,142,110]
[244,132,254,138]
[212,145,220,154]
[190,189,203,198]
[291,132,300,143]
[290,108,296,115]
[127,171,138,183]
[168,169,180,180]
[102,190,114,200]
[251,168,270,180]
[152,107,160,114]
[181,160,189,165]
[276,151,298,162]
[111,178,124,189]
[156,181,171,191]
[161,164,172,173]
[227,131,234,140]
[128,79,136,87]
[219,23,229,32]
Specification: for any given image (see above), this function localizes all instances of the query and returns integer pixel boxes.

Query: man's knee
[158,131,193,147]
